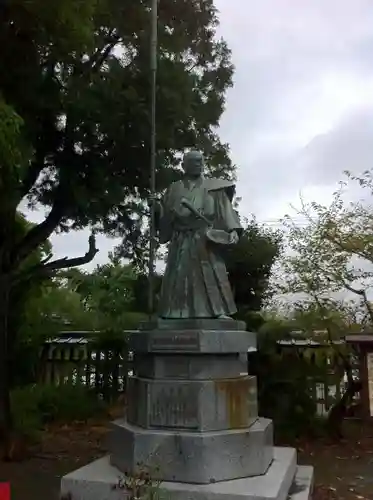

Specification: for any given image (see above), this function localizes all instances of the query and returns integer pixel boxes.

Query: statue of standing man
[153,150,242,319]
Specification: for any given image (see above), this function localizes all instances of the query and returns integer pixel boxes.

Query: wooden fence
[39,333,132,402]
[40,332,361,414]
[277,341,361,416]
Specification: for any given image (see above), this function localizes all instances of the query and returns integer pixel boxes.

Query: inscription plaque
[150,332,199,351]
[149,384,199,428]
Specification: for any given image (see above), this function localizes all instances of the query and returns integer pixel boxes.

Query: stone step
[287,466,314,500]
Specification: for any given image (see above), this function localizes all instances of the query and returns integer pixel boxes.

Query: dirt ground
[283,419,373,500]
[0,419,372,500]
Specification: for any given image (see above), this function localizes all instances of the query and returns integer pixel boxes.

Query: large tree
[226,219,283,328]
[278,170,373,436]
[0,0,234,453]
[63,256,148,330]
[5,214,53,389]
[281,170,373,324]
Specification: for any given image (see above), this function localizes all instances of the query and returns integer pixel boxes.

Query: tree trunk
[326,377,362,440]
[0,275,13,459]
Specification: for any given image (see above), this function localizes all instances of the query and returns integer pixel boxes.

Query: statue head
[182,150,204,178]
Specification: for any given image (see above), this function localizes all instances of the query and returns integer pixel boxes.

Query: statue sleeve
[158,186,174,244]
[213,189,242,233]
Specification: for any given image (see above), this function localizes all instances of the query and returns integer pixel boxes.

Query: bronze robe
[157,177,241,319]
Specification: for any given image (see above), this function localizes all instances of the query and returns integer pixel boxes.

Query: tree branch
[92,38,121,71]
[79,34,121,76]
[327,233,371,262]
[343,282,365,296]
[11,197,66,268]
[19,160,44,199]
[12,234,98,286]
[41,233,99,274]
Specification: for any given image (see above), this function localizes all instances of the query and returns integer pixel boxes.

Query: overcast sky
[28,0,373,269]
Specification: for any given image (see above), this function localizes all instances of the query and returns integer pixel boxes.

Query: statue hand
[229,230,239,244]
[148,195,160,210]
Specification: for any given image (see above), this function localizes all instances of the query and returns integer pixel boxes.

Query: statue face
[183,151,204,177]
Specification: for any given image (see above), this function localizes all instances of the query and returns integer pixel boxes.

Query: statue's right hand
[148,194,158,205]
[148,195,161,212]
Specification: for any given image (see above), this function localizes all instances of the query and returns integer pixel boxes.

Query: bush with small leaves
[112,464,162,500]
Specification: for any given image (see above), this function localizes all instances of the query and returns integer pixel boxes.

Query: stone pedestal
[61,320,313,499]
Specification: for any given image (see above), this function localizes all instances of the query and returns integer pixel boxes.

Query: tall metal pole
[148,0,158,317]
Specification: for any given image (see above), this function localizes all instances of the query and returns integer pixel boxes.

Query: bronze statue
[153,150,241,319]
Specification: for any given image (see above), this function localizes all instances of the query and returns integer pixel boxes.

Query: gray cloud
[294,106,373,185]
[215,0,373,220]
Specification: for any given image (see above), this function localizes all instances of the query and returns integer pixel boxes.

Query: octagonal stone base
[127,375,258,431]
[108,418,273,484]
[134,352,247,380]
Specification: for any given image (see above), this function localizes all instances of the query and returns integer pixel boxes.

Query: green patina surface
[155,151,241,320]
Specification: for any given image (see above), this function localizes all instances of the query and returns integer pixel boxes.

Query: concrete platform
[61,447,313,500]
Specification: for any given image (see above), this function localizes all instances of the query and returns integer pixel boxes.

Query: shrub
[35,383,107,423]
[249,319,321,439]
[11,382,107,438]
[11,386,43,440]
